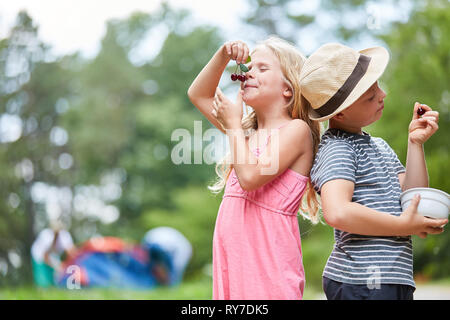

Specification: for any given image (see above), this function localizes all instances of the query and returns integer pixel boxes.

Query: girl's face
[242,47,292,110]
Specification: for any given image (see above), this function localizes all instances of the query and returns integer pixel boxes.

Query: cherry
[417,107,426,116]
[230,61,249,82]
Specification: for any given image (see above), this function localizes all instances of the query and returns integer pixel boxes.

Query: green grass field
[4,277,449,300]
[1,278,212,300]
[0,276,324,300]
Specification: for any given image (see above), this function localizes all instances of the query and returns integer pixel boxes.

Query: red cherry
[239,75,245,82]
[417,107,426,116]
[231,73,237,81]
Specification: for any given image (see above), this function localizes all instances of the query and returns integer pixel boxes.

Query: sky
[0,0,413,60]
[0,0,246,58]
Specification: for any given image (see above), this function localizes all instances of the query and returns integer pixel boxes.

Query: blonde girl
[188,36,320,299]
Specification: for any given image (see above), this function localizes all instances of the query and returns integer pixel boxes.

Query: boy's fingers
[413,102,420,119]
[423,111,439,119]
[426,226,444,234]
[426,118,439,131]
[418,232,427,239]
[429,218,448,228]
[408,194,421,210]
[413,102,432,119]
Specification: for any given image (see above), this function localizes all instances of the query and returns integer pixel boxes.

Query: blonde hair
[208,36,322,224]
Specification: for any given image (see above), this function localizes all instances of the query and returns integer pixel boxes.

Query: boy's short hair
[299,43,389,122]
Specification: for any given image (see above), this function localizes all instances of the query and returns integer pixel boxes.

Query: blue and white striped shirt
[311,128,414,288]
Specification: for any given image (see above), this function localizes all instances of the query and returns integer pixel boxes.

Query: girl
[188,37,320,300]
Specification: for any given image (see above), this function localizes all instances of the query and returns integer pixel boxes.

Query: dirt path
[414,284,450,300]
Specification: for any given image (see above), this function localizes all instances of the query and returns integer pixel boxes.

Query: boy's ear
[333,112,345,120]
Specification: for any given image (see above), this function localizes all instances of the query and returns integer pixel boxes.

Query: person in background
[141,226,193,286]
[31,219,75,287]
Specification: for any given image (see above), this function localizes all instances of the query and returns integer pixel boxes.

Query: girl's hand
[211,87,243,130]
[223,40,250,65]
[408,102,439,145]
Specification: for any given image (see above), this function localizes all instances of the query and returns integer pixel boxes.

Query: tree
[241,0,417,51]
[62,5,224,241]
[0,11,75,284]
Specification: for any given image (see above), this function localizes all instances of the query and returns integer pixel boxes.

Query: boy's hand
[399,194,447,238]
[223,40,250,65]
[408,102,439,145]
[212,87,243,130]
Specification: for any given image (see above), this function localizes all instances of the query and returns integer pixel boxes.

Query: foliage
[0,5,223,285]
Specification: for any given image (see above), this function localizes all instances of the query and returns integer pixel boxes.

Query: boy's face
[332,81,386,129]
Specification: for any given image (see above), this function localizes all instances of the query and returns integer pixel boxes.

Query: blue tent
[56,227,192,289]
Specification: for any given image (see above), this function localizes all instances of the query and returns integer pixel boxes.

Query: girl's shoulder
[283,119,312,139]
[279,119,313,154]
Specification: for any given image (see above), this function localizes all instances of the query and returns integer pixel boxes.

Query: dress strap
[252,122,290,157]
[263,122,290,147]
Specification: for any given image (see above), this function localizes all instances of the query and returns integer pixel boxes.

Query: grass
[1,277,213,300]
[1,276,324,300]
[5,274,449,300]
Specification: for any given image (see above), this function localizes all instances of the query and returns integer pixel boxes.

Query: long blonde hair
[208,36,322,224]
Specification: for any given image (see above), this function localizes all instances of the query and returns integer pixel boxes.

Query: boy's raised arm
[399,102,439,191]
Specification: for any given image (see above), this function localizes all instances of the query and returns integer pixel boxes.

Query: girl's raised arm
[187,41,249,134]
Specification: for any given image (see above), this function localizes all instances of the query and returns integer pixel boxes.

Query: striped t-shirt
[310,128,414,288]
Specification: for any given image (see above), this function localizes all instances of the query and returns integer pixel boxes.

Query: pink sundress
[212,125,309,300]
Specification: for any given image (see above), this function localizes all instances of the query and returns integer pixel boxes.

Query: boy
[299,43,447,300]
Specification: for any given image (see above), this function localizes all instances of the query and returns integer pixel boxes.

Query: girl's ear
[283,87,293,98]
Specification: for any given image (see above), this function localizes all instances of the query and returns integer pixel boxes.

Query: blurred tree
[242,0,417,50]
[0,4,224,285]
[62,5,224,241]
[0,11,76,285]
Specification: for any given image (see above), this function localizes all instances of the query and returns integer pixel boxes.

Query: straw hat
[300,43,390,122]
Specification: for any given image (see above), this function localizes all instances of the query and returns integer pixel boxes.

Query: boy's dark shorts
[323,277,415,300]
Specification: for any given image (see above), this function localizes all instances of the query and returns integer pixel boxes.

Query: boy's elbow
[322,206,344,229]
